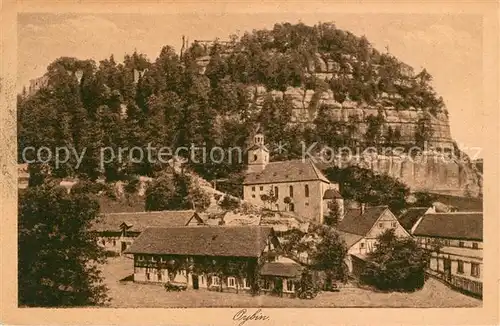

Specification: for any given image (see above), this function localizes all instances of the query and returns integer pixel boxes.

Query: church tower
[247,132,269,174]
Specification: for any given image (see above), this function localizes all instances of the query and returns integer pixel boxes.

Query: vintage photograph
[15,11,486,310]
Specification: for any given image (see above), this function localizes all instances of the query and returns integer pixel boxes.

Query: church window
[289,185,294,198]
[304,185,309,197]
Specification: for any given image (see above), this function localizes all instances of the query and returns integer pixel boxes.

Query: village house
[335,205,411,276]
[243,133,342,224]
[90,210,205,255]
[124,225,304,296]
[411,212,483,297]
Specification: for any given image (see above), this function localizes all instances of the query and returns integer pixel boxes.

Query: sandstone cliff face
[245,83,481,197]
[246,83,453,150]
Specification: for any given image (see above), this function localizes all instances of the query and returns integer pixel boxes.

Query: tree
[260,188,278,210]
[308,225,348,284]
[325,200,341,226]
[218,194,241,210]
[324,166,410,214]
[282,225,348,286]
[361,229,429,292]
[18,184,109,306]
[145,170,211,212]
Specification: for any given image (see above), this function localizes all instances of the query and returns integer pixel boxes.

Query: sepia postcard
[1,0,499,325]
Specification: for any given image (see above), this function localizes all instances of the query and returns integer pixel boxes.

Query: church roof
[243,158,330,185]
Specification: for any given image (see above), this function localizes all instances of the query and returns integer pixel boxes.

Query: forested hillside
[18,22,481,195]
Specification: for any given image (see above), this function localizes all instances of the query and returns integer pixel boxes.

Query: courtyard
[101,257,482,308]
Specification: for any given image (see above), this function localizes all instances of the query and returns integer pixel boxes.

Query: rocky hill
[18,22,481,197]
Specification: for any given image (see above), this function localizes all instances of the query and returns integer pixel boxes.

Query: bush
[360,229,429,292]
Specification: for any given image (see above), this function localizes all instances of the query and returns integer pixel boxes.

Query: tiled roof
[124,226,274,257]
[260,261,304,278]
[413,212,483,241]
[90,210,202,232]
[430,193,483,212]
[323,189,342,199]
[243,158,330,185]
[336,206,388,236]
[337,230,363,248]
[398,207,430,231]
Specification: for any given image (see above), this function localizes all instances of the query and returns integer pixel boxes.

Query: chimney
[360,203,366,215]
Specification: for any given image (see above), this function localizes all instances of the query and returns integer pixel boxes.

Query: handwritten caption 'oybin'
[233,309,270,326]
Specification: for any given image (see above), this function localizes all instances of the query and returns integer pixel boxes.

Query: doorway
[443,258,451,281]
[192,275,199,290]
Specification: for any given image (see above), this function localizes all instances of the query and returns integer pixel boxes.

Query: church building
[243,133,343,224]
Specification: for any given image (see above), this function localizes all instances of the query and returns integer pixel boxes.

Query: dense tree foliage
[361,229,428,292]
[145,170,211,211]
[324,166,410,214]
[18,182,109,306]
[18,22,445,185]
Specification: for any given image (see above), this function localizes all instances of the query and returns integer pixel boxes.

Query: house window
[252,186,255,191]
[459,241,465,248]
[457,260,464,274]
[252,194,256,198]
[472,242,479,249]
[274,186,279,197]
[138,255,144,261]
[304,185,309,197]
[360,242,365,248]
[157,271,162,281]
[443,240,450,246]
[378,223,383,228]
[112,240,116,246]
[260,186,263,191]
[289,185,294,198]
[253,154,257,161]
[146,270,150,281]
[227,277,236,288]
[212,276,220,286]
[201,276,205,285]
[263,279,271,290]
[289,203,295,212]
[285,279,294,292]
[243,278,250,289]
[471,263,480,278]
[101,239,106,246]
[391,222,396,228]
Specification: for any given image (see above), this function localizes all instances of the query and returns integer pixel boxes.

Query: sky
[17,13,485,157]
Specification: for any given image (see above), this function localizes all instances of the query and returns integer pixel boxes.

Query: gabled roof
[243,158,330,185]
[336,230,364,248]
[336,206,389,236]
[90,210,203,233]
[398,207,430,232]
[124,226,274,257]
[323,189,342,199]
[412,212,483,241]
